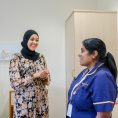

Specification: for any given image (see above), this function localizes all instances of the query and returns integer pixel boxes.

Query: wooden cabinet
[9,90,15,118]
[112,101,118,118]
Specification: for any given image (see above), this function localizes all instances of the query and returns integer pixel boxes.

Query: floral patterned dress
[9,53,50,118]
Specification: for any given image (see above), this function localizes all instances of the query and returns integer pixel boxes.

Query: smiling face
[27,34,39,51]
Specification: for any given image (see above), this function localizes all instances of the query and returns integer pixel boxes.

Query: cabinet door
[74,11,117,75]
[65,14,75,95]
[112,103,118,118]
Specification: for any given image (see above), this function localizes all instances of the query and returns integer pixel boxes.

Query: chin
[80,62,86,66]
[80,64,84,66]
[29,48,36,51]
[80,62,83,66]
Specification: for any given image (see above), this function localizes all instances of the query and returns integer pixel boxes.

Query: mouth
[31,44,37,48]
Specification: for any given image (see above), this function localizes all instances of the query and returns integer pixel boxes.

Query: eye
[36,38,39,42]
[30,38,34,41]
[81,48,84,53]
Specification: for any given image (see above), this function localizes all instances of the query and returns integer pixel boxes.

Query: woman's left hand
[39,69,50,78]
[96,112,112,118]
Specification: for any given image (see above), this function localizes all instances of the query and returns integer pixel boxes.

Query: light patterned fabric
[9,53,50,118]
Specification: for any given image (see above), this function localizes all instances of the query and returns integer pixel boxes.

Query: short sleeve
[91,72,117,112]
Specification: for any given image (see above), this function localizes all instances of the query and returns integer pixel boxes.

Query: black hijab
[21,30,39,61]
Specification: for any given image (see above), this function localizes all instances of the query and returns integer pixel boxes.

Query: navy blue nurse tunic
[67,62,117,118]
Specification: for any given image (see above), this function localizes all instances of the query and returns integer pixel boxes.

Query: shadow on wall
[49,86,66,118]
[0,61,10,118]
[0,100,9,118]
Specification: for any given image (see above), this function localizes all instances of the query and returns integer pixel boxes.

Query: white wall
[96,0,118,10]
[0,0,97,118]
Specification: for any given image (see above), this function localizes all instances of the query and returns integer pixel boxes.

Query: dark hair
[82,38,117,81]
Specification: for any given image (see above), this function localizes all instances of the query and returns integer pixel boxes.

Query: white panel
[65,14,75,100]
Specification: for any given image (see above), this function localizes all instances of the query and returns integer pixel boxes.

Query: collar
[82,62,104,77]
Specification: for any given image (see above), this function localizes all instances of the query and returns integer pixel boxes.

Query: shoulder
[9,53,22,67]
[36,53,46,64]
[10,53,20,61]
[93,66,116,86]
[40,53,44,58]
[95,67,113,80]
[39,53,46,61]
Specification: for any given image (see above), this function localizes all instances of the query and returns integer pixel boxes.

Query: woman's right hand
[33,69,49,79]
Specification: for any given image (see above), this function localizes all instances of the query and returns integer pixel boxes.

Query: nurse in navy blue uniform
[67,38,117,118]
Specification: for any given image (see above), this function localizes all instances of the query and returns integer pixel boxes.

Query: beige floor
[112,104,118,118]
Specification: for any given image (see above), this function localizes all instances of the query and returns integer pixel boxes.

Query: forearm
[10,75,34,90]
[96,112,111,118]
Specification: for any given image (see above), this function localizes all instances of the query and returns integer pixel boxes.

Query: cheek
[80,54,92,65]
[27,43,30,49]
[27,41,35,51]
[80,53,88,60]
[36,42,39,46]
[27,44,32,50]
[27,41,31,47]
[84,56,93,65]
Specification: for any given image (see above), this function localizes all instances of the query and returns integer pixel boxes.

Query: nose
[33,41,38,45]
[78,54,81,57]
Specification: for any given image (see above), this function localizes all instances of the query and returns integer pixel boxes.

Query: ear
[92,50,98,59]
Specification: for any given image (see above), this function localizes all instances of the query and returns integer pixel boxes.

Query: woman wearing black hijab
[9,30,50,118]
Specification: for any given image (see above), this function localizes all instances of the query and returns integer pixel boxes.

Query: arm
[96,112,111,118]
[9,56,34,90]
[91,72,117,118]
[40,54,51,85]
